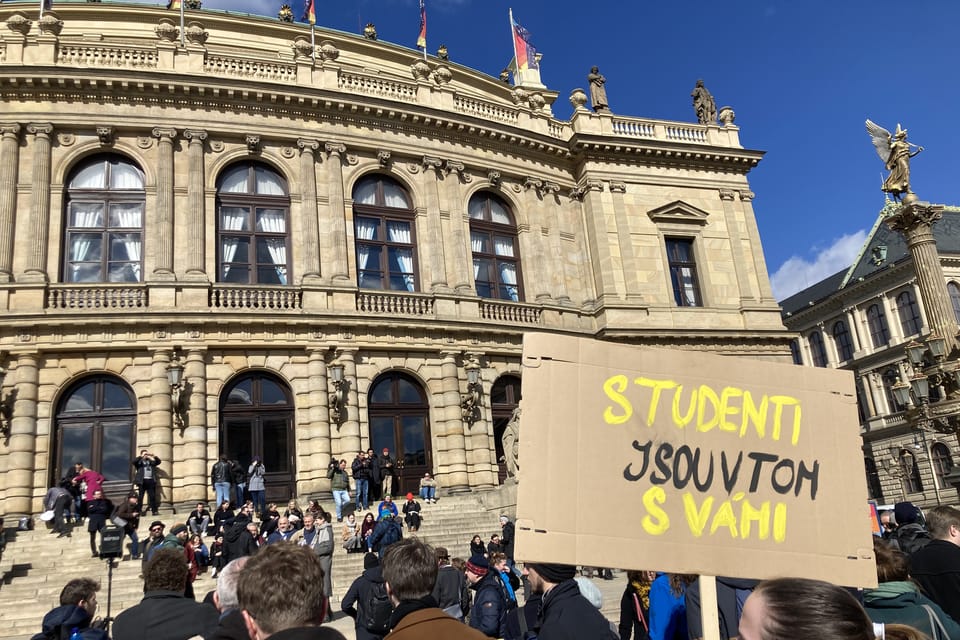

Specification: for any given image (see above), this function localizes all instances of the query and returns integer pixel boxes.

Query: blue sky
[110,0,959,300]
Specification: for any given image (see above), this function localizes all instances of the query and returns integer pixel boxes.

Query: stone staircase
[0,494,505,639]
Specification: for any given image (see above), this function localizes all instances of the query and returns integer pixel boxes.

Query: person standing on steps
[377,448,396,498]
[211,454,232,509]
[132,449,161,516]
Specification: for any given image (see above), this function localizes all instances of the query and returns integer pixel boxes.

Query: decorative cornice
[608,181,626,194]
[0,123,21,137]
[422,155,443,173]
[739,190,755,202]
[718,188,736,201]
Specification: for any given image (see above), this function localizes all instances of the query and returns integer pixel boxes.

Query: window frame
[468,192,524,302]
[352,175,420,292]
[867,303,890,348]
[896,290,922,337]
[665,236,703,307]
[949,281,960,323]
[808,330,828,367]
[899,449,923,494]
[832,320,854,362]
[932,442,953,488]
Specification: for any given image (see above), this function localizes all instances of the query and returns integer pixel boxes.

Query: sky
[94,0,960,301]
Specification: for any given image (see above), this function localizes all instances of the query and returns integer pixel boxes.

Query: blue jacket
[648,574,687,640]
[32,605,109,640]
[469,572,509,637]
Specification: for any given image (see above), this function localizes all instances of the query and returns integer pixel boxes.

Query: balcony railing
[210,286,302,310]
[357,291,434,316]
[479,299,541,325]
[47,285,148,309]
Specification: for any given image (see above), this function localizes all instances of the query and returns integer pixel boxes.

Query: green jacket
[863,580,960,639]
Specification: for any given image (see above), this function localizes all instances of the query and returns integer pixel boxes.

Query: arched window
[949,282,960,323]
[899,450,923,494]
[63,154,145,283]
[896,290,922,337]
[368,371,431,494]
[864,457,883,502]
[832,321,854,362]
[469,192,523,301]
[808,331,827,367]
[867,304,890,348]
[789,339,802,365]
[353,175,418,292]
[217,162,291,285]
[932,442,954,488]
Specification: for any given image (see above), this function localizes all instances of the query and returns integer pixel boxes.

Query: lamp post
[329,362,347,426]
[460,355,482,426]
[0,365,9,439]
[167,355,185,431]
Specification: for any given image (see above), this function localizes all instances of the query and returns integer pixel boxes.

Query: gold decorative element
[363,23,377,40]
[277,4,294,22]
[866,119,924,201]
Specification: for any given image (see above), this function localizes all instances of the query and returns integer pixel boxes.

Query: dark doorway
[220,372,296,503]
[368,371,432,496]
[54,376,137,502]
[491,375,521,484]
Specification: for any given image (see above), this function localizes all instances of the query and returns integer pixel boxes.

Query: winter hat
[466,554,489,576]
[170,523,188,535]
[406,492,414,500]
[499,515,509,524]
[363,552,380,570]
[574,577,603,610]
[894,501,921,525]
[526,562,577,583]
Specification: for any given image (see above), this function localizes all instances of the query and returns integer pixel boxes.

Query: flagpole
[311,25,315,62]
[39,0,44,20]
[180,0,185,48]
[509,8,520,86]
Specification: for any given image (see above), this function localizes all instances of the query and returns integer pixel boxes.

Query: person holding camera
[328,458,352,523]
[132,449,161,516]
[247,457,266,517]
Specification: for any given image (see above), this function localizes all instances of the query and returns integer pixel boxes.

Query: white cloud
[771,230,868,301]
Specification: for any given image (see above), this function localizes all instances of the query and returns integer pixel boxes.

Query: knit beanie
[894,501,921,525]
[363,552,380,570]
[466,554,489,576]
[527,562,577,583]
[170,523,188,535]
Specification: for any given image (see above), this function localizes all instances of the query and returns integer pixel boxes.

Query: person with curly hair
[619,570,655,640]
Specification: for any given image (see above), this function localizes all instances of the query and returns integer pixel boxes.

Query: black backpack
[361,581,393,634]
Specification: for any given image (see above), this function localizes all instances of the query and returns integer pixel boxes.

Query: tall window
[864,457,883,502]
[808,331,827,367]
[896,290,922,337]
[353,175,418,292]
[63,155,145,283]
[469,192,523,301]
[884,368,906,412]
[217,163,291,285]
[949,282,960,323]
[666,238,702,307]
[867,304,890,347]
[789,339,802,365]
[932,442,953,488]
[832,321,854,361]
[899,450,923,494]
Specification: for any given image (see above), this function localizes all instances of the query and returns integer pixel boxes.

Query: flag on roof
[302,0,315,25]
[511,15,538,71]
[416,0,427,49]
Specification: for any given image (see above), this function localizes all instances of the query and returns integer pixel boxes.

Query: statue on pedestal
[588,66,609,113]
[501,407,520,480]
[691,79,717,125]
[866,120,924,201]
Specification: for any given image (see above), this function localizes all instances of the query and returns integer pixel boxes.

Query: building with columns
[0,3,790,515]
[781,201,960,509]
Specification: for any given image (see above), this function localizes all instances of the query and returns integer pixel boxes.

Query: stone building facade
[0,4,790,515]
[781,202,960,509]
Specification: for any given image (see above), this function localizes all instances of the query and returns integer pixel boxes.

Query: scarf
[388,595,438,630]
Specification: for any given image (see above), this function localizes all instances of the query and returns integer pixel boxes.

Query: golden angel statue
[865,120,924,200]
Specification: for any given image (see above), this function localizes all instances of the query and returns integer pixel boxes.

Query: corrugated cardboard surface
[515,334,877,588]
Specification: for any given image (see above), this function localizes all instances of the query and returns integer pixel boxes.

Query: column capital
[152,127,178,141]
[26,123,53,136]
[298,138,321,154]
[183,129,208,144]
[324,142,346,157]
[0,123,21,137]
[718,188,736,201]
[738,190,755,202]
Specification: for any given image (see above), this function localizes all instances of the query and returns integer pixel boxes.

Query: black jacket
[683,576,756,640]
[112,591,219,640]
[500,521,515,560]
[896,523,932,555]
[32,605,109,640]
[341,566,389,640]
[223,515,257,561]
[909,539,960,624]
[211,460,232,485]
[538,579,618,640]
[431,564,470,617]
[132,455,160,485]
[264,627,346,640]
[207,608,250,640]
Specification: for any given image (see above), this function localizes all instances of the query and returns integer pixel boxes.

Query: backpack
[361,581,392,634]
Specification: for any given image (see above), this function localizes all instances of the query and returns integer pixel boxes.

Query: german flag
[416,0,426,49]
[302,0,315,25]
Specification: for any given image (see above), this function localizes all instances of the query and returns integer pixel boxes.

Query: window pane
[109,162,144,189]
[359,270,384,289]
[386,220,411,243]
[70,203,104,228]
[219,165,250,193]
[227,379,253,405]
[262,418,289,472]
[370,416,396,453]
[381,180,410,208]
[101,424,133,481]
[397,378,421,403]
[254,166,286,195]
[69,234,102,261]
[69,263,103,283]
[494,236,515,257]
[109,203,142,228]
[225,419,253,467]
[370,379,393,404]
[356,217,380,241]
[70,162,107,189]
[488,198,510,224]
[221,207,249,231]
[109,233,141,261]
[60,425,92,472]
[401,416,426,466]
[260,379,288,405]
[102,381,134,410]
[471,231,491,254]
[354,178,378,205]
[64,383,96,412]
[256,208,286,233]
[468,197,484,219]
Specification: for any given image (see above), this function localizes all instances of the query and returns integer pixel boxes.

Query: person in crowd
[304,499,322,522]
[328,458,352,523]
[114,493,142,560]
[113,548,219,640]
[63,465,84,523]
[247,457,266,517]
[259,503,280,538]
[342,552,390,640]
[207,557,250,640]
[188,501,212,537]
[864,536,960,638]
[43,482,74,538]
[32,578,109,640]
[191,533,210,573]
[369,509,403,559]
[738,577,876,640]
[366,448,382,503]
[223,503,257,562]
[419,472,438,504]
[909,504,960,625]
[352,450,373,511]
[342,512,364,553]
[499,515,518,576]
[523,562,618,639]
[376,448,396,498]
[649,572,695,640]
[211,455,233,509]
[503,591,541,640]
[266,516,296,544]
[229,459,247,508]
[576,576,619,636]
[284,498,304,529]
[619,570,654,640]
[214,499,235,535]
[72,462,106,522]
[246,522,264,551]
[685,575,757,640]
[85,489,113,558]
[360,512,377,551]
[381,538,488,639]
[431,546,470,622]
[142,520,165,568]
[236,542,347,640]
[465,554,512,637]
[157,522,197,599]
[402,493,421,532]
[209,534,227,578]
[893,501,931,554]
[292,512,336,621]
[132,449,161,516]
[470,534,486,558]
[377,494,398,518]
[880,510,898,542]
[490,552,519,608]
[486,534,502,557]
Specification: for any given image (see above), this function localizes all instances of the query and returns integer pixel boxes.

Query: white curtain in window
[110,163,144,189]
[72,203,103,228]
[355,218,377,272]
[264,238,288,284]
[255,167,286,196]
[680,268,698,306]
[488,198,511,224]
[219,166,249,193]
[494,236,515,257]
[221,238,239,278]
[221,209,246,231]
[112,204,142,228]
[387,222,414,291]
[118,234,142,281]
[354,180,377,205]
[470,231,484,253]
[499,262,519,301]
[69,234,95,281]
[256,209,286,233]
[473,257,481,280]
[382,183,410,208]
[70,163,107,189]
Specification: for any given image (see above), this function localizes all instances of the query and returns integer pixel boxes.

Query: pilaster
[148,349,175,510]
[183,129,208,281]
[5,353,38,516]
[323,143,350,282]
[152,127,177,280]
[21,123,53,282]
[298,139,322,283]
[438,350,469,493]
[0,124,21,282]
[420,156,450,292]
[178,348,208,502]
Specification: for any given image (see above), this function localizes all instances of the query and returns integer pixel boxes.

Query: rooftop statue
[691,79,717,125]
[866,120,924,201]
[588,66,609,113]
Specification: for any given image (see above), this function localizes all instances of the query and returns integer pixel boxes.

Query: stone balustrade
[47,284,148,309]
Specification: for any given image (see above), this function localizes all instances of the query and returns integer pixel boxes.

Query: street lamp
[167,354,186,431]
[0,365,10,439]
[329,362,347,427]
[460,355,482,426]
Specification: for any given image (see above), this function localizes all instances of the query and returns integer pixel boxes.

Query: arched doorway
[54,375,137,499]
[491,375,521,484]
[368,371,431,496]
[220,372,296,502]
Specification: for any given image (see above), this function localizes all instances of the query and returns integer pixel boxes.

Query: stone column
[420,157,449,291]
[880,294,900,342]
[438,351,469,493]
[858,374,876,419]
[182,129,208,280]
[578,181,615,301]
[441,162,472,293]
[719,188,757,304]
[323,143,350,282]
[464,352,496,489]
[738,190,776,302]
[845,308,862,352]
[5,353,39,515]
[179,348,208,502]
[148,349,175,509]
[301,348,331,494]
[22,123,53,282]
[519,181,551,302]
[0,124,21,282]
[298,139,322,283]
[152,127,177,280]
[339,349,361,454]
[608,181,640,299]
[544,186,570,303]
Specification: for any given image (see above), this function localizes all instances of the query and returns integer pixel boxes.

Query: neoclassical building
[781,202,960,509]
[0,3,790,515]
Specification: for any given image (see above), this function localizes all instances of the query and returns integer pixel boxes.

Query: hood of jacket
[38,604,92,636]
[863,581,922,607]
[362,565,385,584]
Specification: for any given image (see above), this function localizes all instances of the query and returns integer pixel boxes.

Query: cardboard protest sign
[515,334,877,587]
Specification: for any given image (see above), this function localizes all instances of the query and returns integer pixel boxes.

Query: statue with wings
[866,120,924,200]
